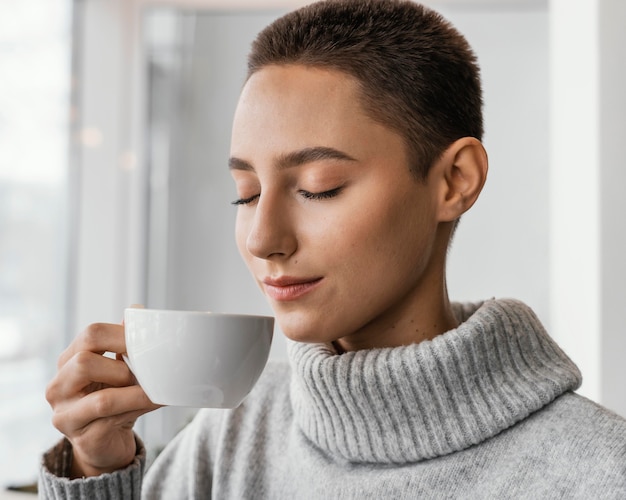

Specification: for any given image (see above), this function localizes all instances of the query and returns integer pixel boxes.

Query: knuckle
[83,322,104,348]
[72,350,93,375]
[92,391,113,416]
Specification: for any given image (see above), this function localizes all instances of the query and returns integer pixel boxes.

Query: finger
[57,323,125,369]
[47,353,136,406]
[52,384,159,438]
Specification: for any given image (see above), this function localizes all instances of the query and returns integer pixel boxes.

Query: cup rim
[123,308,274,321]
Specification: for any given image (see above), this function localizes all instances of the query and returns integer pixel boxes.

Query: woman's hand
[45,322,160,478]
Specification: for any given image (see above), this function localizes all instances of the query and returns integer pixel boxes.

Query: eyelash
[231,194,260,206]
[299,187,342,201]
[231,187,342,206]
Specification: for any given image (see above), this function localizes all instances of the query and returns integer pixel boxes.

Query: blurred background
[1,0,624,492]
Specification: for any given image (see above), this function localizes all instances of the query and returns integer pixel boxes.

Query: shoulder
[466,392,626,497]
[540,392,626,440]
[521,392,626,481]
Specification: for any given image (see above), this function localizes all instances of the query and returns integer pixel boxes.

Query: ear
[430,137,488,223]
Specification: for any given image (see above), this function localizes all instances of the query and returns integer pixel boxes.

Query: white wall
[550,0,626,415]
[441,6,551,328]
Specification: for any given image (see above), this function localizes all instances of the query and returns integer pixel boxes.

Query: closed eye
[231,194,260,206]
[299,187,343,201]
[232,187,343,206]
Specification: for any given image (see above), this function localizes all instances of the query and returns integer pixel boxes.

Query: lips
[262,276,323,301]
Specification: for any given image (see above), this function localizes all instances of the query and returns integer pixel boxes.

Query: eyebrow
[228,146,357,172]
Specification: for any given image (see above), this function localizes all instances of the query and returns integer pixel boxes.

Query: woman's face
[229,65,446,351]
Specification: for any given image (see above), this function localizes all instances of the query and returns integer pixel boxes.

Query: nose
[244,193,298,260]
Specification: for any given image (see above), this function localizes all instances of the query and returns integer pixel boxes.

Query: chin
[277,318,336,345]
[280,328,326,345]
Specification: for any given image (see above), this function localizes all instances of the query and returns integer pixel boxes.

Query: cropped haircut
[247,0,483,180]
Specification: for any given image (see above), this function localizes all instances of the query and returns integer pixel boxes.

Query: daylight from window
[0,0,71,488]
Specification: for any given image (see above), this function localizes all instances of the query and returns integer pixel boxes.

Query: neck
[334,226,456,353]
[334,277,457,353]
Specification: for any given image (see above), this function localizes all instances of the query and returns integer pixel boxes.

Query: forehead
[235,65,363,123]
[230,65,405,160]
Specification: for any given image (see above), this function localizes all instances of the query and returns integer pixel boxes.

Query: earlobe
[434,137,488,222]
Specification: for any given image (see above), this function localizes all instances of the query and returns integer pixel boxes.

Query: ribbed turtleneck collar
[287,299,582,464]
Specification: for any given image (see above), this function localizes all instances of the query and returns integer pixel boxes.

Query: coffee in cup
[123,308,274,408]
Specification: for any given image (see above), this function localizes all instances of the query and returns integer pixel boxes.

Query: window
[0,0,71,488]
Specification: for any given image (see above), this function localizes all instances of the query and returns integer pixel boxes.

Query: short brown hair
[247,0,483,179]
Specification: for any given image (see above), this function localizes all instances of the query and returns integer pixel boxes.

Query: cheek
[343,196,434,268]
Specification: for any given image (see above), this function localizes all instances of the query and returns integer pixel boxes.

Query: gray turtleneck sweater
[40,299,626,498]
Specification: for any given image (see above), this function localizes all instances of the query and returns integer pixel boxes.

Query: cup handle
[122,304,143,377]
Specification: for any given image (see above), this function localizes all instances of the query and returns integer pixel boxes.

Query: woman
[41,1,626,498]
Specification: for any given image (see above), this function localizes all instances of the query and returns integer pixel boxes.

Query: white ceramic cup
[123,308,274,408]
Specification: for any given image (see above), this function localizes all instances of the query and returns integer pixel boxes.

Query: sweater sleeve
[38,409,224,499]
[38,436,145,499]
